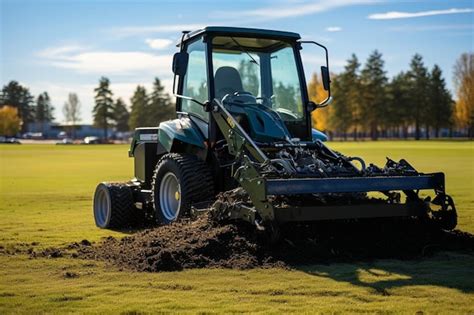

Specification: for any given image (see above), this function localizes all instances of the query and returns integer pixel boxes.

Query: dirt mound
[75,216,282,271]
[70,215,474,272]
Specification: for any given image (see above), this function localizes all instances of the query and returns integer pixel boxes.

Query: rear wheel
[93,182,135,229]
[152,153,214,224]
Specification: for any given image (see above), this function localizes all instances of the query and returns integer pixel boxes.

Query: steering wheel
[275,108,299,121]
[224,91,284,120]
[255,95,273,107]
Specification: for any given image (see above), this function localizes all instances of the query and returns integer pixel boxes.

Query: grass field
[0,142,473,313]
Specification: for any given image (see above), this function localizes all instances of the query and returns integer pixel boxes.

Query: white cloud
[108,23,204,38]
[326,26,342,32]
[368,8,473,20]
[218,0,378,20]
[145,38,173,50]
[35,45,176,123]
[38,45,173,76]
[390,24,474,32]
[37,44,88,58]
[302,54,346,69]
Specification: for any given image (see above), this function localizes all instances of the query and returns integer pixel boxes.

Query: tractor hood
[223,99,293,143]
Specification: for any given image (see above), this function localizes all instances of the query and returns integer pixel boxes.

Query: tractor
[93,26,457,239]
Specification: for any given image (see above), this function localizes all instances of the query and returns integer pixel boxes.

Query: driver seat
[214,66,244,100]
[214,66,251,132]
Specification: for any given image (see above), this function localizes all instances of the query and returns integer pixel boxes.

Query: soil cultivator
[94,27,457,240]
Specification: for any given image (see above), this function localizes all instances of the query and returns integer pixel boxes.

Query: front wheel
[152,153,214,224]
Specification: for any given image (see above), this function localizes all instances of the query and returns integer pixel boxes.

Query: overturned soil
[63,214,474,272]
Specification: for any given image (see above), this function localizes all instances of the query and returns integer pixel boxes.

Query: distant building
[26,122,106,139]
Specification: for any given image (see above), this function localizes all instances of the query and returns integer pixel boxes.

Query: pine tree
[93,77,114,139]
[0,81,34,132]
[407,54,430,140]
[342,54,362,139]
[388,72,411,138]
[360,50,388,140]
[329,73,352,139]
[35,92,54,122]
[35,92,54,135]
[429,65,453,137]
[148,78,174,126]
[113,98,130,132]
[329,55,362,139]
[129,85,149,129]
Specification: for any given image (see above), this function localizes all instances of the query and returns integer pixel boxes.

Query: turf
[0,142,473,313]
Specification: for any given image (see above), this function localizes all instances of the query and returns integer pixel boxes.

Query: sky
[1,0,473,124]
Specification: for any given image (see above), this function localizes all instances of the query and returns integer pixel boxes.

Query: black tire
[152,153,214,224]
[93,182,135,229]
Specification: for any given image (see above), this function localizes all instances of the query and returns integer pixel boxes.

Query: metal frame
[266,173,445,195]
[274,203,425,222]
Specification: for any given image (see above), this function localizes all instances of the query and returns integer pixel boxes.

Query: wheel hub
[159,172,181,221]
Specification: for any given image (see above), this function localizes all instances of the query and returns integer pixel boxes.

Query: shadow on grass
[297,251,474,294]
[271,220,474,293]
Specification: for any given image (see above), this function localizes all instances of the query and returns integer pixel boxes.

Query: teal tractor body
[94,26,456,238]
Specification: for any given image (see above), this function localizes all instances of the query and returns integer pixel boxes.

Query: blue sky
[1,0,473,123]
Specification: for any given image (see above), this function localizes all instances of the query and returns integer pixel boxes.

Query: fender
[158,117,207,157]
[312,128,328,142]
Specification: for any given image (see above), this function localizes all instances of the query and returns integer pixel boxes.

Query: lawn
[0,142,473,313]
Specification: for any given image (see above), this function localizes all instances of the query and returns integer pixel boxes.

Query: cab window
[182,38,208,120]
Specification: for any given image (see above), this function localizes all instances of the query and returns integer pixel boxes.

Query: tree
[341,54,362,139]
[0,106,22,136]
[93,77,114,139]
[148,78,174,126]
[129,85,149,129]
[35,92,54,136]
[113,98,130,132]
[63,93,81,139]
[429,65,454,137]
[35,92,54,122]
[453,53,474,138]
[329,73,353,139]
[360,50,388,140]
[308,73,330,132]
[0,81,34,132]
[388,72,412,138]
[328,55,362,140]
[407,54,430,140]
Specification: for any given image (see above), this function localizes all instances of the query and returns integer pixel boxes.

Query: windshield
[211,36,305,122]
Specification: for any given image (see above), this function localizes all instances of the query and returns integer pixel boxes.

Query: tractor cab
[172,27,330,144]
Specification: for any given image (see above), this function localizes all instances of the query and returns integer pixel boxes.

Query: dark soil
[67,214,474,272]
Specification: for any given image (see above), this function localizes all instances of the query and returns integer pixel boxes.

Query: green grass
[0,142,473,313]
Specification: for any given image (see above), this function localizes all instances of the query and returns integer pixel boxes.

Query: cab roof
[179,26,301,46]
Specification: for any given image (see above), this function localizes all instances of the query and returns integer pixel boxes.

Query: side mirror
[321,66,330,91]
[299,40,331,107]
[172,52,189,76]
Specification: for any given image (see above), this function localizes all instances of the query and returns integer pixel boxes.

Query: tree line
[310,52,473,140]
[91,77,173,139]
[0,81,54,135]
[0,77,174,138]
[1,52,472,140]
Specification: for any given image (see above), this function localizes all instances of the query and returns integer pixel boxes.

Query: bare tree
[63,93,81,139]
